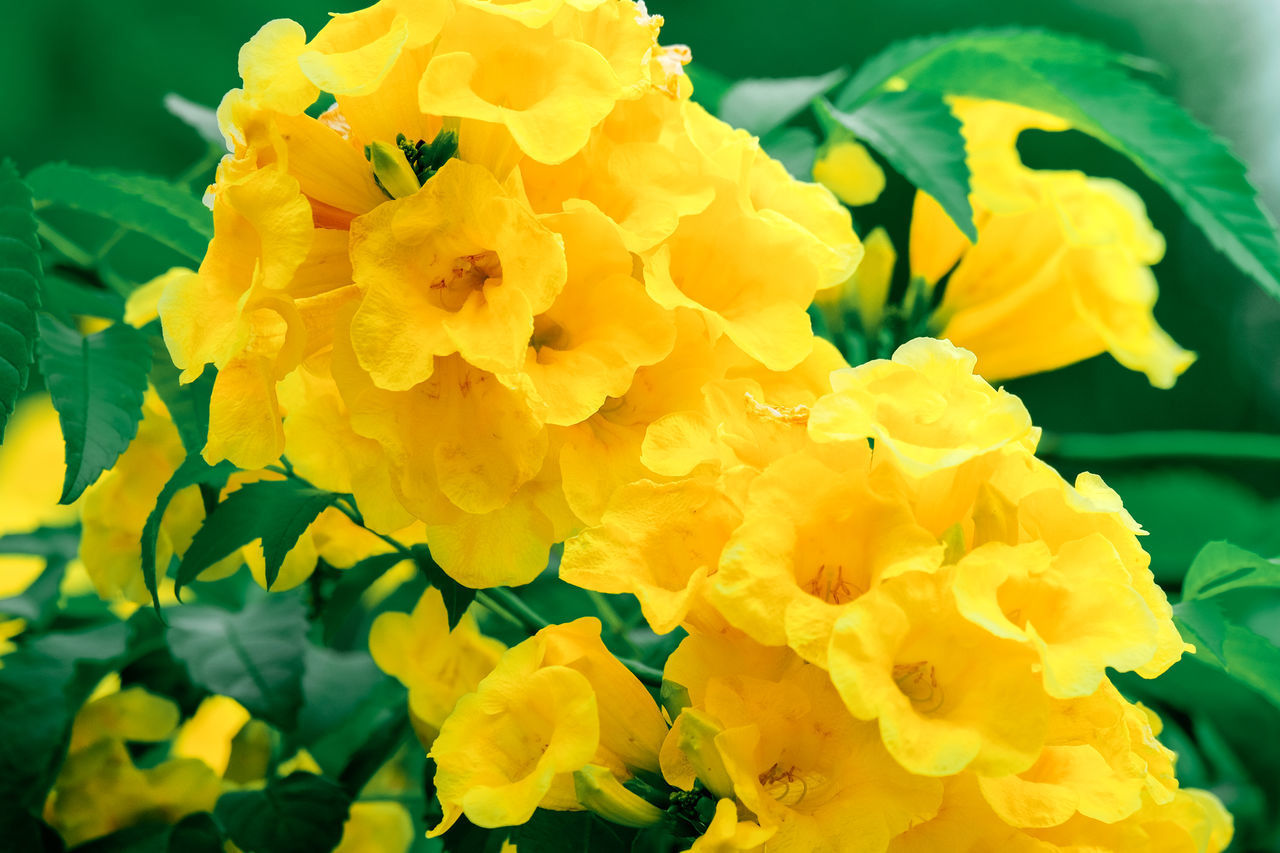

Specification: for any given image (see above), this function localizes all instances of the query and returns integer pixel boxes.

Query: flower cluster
[157,0,859,589]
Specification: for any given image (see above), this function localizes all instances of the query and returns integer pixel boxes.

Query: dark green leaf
[176,479,338,594]
[0,159,42,440]
[837,27,1280,300]
[821,92,975,240]
[336,700,409,796]
[37,314,151,503]
[718,69,846,138]
[296,645,385,745]
[0,810,64,853]
[320,552,408,645]
[216,772,351,853]
[168,593,308,728]
[142,319,212,455]
[27,163,212,262]
[140,454,237,615]
[411,545,476,630]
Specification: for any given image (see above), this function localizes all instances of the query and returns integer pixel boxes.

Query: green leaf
[142,319,211,455]
[0,559,66,627]
[0,159,42,441]
[760,127,819,181]
[821,92,975,240]
[838,28,1123,109]
[837,27,1280,300]
[296,645,385,746]
[718,68,847,138]
[504,809,635,853]
[168,593,308,728]
[1182,540,1280,601]
[40,272,124,325]
[37,314,151,503]
[684,66,732,115]
[320,552,408,645]
[26,163,212,262]
[1174,541,1280,710]
[176,479,338,594]
[411,545,476,630]
[140,454,237,615]
[216,772,351,853]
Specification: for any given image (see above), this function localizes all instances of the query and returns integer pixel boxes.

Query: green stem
[588,590,641,656]
[473,591,525,632]
[482,587,550,634]
[616,656,664,688]
[1039,430,1280,463]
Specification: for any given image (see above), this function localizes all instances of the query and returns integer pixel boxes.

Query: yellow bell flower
[828,569,1048,778]
[663,633,943,852]
[808,337,1039,480]
[909,98,1195,388]
[976,681,1178,829]
[951,538,1165,699]
[711,440,943,666]
[427,641,601,835]
[334,801,415,853]
[370,586,505,743]
[428,617,666,835]
[0,394,77,535]
[348,158,567,388]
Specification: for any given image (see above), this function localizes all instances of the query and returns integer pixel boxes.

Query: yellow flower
[808,337,1039,480]
[428,640,600,835]
[951,538,1165,698]
[812,138,886,207]
[418,5,625,164]
[886,774,1047,852]
[1026,788,1233,852]
[370,586,505,743]
[662,633,943,851]
[909,98,1194,388]
[428,617,665,835]
[170,695,253,777]
[976,681,1178,829]
[814,227,896,337]
[711,440,942,666]
[0,394,76,535]
[45,682,221,847]
[828,569,1047,777]
[348,158,567,387]
[334,801,415,853]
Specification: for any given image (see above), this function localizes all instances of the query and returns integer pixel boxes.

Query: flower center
[427,251,503,312]
[803,563,860,605]
[893,660,944,712]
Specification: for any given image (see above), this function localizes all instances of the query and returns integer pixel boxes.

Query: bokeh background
[4,1,1279,847]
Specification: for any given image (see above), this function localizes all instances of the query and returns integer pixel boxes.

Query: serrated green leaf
[216,772,351,853]
[37,314,151,503]
[718,68,846,138]
[168,593,308,728]
[837,27,1280,300]
[142,319,211,455]
[0,160,42,441]
[26,163,212,262]
[821,93,975,240]
[411,545,476,630]
[141,454,237,615]
[175,479,337,594]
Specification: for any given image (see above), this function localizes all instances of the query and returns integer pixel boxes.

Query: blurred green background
[5,2,1280,604]
[4,2,1280,843]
